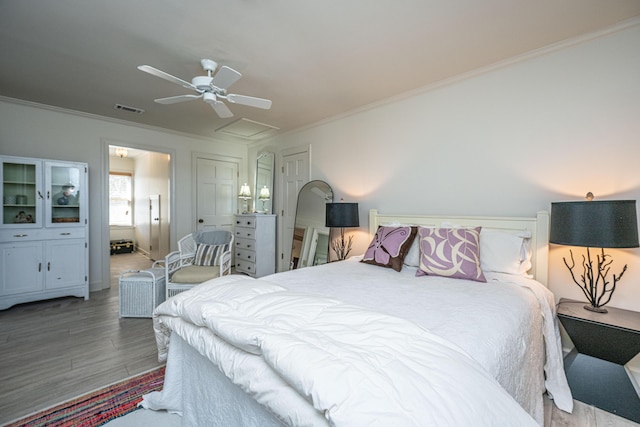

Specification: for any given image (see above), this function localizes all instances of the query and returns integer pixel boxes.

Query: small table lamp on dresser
[550,195,640,422]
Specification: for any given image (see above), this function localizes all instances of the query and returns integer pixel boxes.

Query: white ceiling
[2,1,639,144]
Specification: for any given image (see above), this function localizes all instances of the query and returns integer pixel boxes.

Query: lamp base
[584,304,608,314]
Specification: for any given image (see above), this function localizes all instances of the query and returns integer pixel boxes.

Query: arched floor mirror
[290,180,333,270]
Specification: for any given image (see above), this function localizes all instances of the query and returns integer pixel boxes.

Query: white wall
[132,150,171,258]
[257,22,640,311]
[0,101,247,291]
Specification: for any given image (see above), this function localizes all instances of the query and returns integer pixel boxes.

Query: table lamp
[549,194,639,313]
[258,185,270,213]
[325,200,359,261]
[238,183,251,214]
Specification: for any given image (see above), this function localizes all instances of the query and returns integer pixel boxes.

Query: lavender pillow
[361,226,417,272]
[416,226,486,282]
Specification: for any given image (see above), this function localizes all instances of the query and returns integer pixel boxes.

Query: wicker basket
[118,264,165,318]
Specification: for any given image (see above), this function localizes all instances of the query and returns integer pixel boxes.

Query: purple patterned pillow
[361,226,417,272]
[416,226,486,282]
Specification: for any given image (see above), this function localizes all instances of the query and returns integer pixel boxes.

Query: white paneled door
[149,194,160,261]
[278,148,309,272]
[196,157,238,233]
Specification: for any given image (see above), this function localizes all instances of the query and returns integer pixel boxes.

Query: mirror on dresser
[254,152,274,214]
[289,180,333,270]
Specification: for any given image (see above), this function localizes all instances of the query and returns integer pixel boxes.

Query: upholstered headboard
[368,209,550,286]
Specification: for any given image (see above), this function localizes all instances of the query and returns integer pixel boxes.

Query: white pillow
[479,229,532,276]
[404,237,421,267]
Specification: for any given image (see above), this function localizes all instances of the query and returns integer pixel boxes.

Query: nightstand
[557,298,640,423]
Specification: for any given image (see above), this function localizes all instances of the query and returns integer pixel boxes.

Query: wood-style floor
[0,252,161,425]
[0,251,638,426]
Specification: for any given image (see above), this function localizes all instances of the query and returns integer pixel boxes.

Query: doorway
[107,145,172,288]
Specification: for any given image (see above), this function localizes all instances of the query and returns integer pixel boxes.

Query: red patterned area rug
[5,366,165,427]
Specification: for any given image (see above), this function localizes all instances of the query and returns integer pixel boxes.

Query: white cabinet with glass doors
[0,155,88,310]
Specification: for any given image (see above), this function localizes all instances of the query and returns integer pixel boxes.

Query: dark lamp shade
[549,200,639,248]
[326,203,359,228]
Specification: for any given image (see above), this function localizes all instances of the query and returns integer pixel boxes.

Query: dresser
[234,214,276,278]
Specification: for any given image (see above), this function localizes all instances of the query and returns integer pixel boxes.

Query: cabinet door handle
[60,232,71,235]
[13,234,28,237]
[47,262,51,271]
[38,262,42,272]
[47,191,50,199]
[38,191,44,199]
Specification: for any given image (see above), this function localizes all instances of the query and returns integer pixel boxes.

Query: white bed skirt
[142,333,288,426]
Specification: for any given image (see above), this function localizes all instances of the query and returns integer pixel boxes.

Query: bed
[141,209,573,426]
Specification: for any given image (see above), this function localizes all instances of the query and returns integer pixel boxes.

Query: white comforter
[144,259,572,426]
[148,275,537,426]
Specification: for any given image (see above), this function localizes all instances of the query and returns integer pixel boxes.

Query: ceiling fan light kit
[138,59,272,119]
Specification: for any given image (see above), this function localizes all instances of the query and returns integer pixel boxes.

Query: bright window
[109,172,133,226]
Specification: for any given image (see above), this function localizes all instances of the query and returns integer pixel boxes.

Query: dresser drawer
[235,248,255,262]
[235,237,255,251]
[235,227,256,240]
[234,217,256,228]
[236,259,256,275]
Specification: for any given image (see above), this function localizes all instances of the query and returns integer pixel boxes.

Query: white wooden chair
[165,230,234,299]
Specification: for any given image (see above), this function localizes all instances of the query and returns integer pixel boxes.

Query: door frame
[101,139,176,291]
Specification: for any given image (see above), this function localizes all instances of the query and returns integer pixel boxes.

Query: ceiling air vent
[114,104,145,114]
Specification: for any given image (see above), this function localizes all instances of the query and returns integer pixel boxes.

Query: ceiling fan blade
[154,94,202,104]
[211,66,242,90]
[226,94,272,110]
[208,101,234,118]
[138,65,195,90]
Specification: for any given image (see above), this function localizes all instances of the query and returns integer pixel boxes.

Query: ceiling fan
[138,59,272,118]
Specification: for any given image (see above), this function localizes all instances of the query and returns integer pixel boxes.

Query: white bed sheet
[143,257,572,425]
